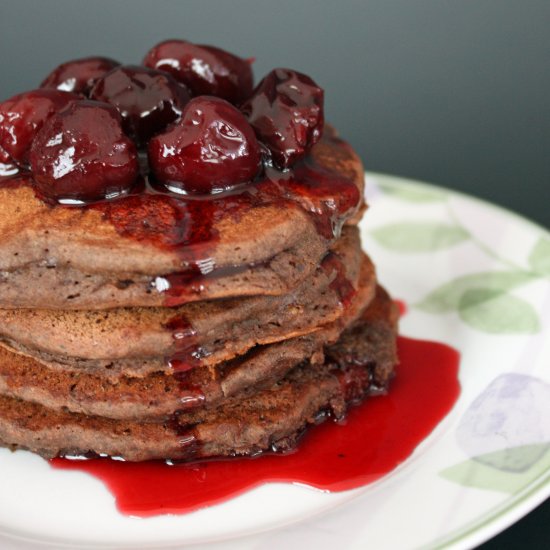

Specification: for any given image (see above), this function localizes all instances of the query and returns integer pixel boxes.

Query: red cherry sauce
[51,334,461,517]
[163,315,205,374]
[94,134,360,308]
[93,134,360,374]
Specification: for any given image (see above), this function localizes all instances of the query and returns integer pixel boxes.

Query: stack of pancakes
[0,135,398,461]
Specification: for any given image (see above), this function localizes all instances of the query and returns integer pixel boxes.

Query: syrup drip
[270,159,359,239]
[51,334,461,517]
[147,143,358,248]
[157,259,270,307]
[163,315,205,373]
[95,160,358,308]
[173,373,206,409]
[99,134,359,307]
[162,250,356,376]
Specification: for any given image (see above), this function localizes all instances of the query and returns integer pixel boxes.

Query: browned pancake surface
[0,267,377,421]
[0,228,371,370]
[0,287,397,461]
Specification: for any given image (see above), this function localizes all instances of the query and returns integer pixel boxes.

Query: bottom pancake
[0,286,398,462]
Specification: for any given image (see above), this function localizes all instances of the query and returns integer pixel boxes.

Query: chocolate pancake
[0,46,398,471]
[0,227,371,373]
[0,286,398,461]
[0,268,378,422]
[0,133,365,310]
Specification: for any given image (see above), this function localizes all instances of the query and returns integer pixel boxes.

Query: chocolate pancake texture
[0,134,364,310]
[0,260,377,421]
[0,227,371,372]
[0,286,398,461]
[0,46,397,464]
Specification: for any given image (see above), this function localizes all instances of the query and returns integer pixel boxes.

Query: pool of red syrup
[51,334,460,517]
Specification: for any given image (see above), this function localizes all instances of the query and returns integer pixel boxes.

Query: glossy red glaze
[241,68,324,169]
[90,65,191,145]
[173,373,206,409]
[158,260,267,307]
[93,180,253,283]
[29,100,139,202]
[40,57,121,96]
[143,40,253,104]
[0,89,79,165]
[163,315,206,373]
[148,96,261,194]
[51,335,461,517]
[95,134,359,307]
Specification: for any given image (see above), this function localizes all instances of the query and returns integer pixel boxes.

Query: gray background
[0,0,548,226]
[0,1,549,547]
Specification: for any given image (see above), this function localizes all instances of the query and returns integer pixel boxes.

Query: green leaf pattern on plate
[376,180,447,202]
[440,444,550,495]
[458,289,540,334]
[375,180,548,334]
[416,271,535,314]
[371,222,469,252]
[528,237,550,276]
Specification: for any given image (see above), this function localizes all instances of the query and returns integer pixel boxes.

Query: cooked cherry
[241,68,324,169]
[142,40,253,104]
[0,89,78,166]
[40,56,120,96]
[148,96,261,194]
[29,100,138,202]
[89,65,191,146]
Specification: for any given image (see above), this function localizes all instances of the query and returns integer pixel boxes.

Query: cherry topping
[89,65,191,146]
[148,96,261,195]
[241,68,324,169]
[40,56,120,96]
[29,100,138,202]
[142,40,253,105]
[0,89,79,166]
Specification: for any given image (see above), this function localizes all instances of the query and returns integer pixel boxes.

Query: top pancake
[0,131,365,309]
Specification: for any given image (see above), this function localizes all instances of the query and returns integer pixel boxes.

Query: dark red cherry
[148,96,261,194]
[0,89,79,166]
[241,68,324,169]
[40,56,120,96]
[89,65,191,146]
[29,100,138,202]
[142,40,253,104]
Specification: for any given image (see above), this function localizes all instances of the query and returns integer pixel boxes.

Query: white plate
[0,173,549,550]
